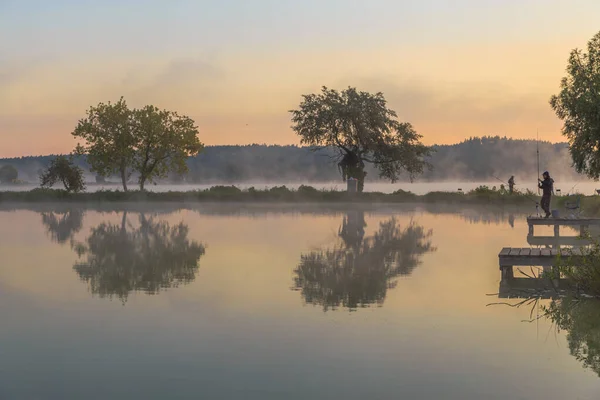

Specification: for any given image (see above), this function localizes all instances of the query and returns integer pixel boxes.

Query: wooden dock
[498,247,588,279]
[527,216,600,236]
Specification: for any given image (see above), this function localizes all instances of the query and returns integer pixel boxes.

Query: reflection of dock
[527,217,600,236]
[526,235,591,247]
[498,247,588,279]
[498,277,568,299]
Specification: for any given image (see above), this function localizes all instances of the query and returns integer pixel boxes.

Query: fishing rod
[491,174,540,205]
[491,175,510,186]
[536,130,540,195]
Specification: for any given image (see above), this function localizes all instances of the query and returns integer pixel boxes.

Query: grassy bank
[0,184,564,206]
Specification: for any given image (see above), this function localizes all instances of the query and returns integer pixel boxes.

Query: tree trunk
[347,163,366,192]
[140,176,146,191]
[357,168,366,192]
[120,166,128,192]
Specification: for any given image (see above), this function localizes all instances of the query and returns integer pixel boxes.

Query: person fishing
[508,176,515,194]
[538,171,554,218]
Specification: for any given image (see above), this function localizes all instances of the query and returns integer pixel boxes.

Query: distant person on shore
[538,171,554,218]
[508,176,515,194]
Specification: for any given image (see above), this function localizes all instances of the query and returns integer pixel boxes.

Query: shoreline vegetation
[0,184,596,212]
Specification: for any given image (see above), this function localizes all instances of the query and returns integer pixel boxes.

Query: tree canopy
[39,155,86,193]
[550,30,600,179]
[290,86,432,191]
[73,98,135,191]
[73,97,204,191]
[132,105,204,190]
[0,164,18,183]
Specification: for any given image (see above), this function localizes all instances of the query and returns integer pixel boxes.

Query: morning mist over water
[1,204,599,399]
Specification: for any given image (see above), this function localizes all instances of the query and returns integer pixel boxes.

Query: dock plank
[498,246,588,268]
[509,248,521,256]
[499,248,511,256]
[541,249,551,257]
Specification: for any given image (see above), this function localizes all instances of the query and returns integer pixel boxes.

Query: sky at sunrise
[2,0,600,157]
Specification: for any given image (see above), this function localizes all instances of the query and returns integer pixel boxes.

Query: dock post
[581,225,588,236]
[543,265,552,275]
[528,223,534,236]
[501,266,514,279]
[554,224,560,237]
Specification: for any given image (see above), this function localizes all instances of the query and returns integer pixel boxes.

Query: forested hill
[0,137,581,183]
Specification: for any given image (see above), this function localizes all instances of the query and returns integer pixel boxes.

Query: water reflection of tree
[41,210,84,244]
[338,210,366,249]
[72,212,205,302]
[293,214,434,311]
[545,299,600,377]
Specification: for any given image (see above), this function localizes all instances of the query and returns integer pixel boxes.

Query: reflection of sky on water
[0,205,599,399]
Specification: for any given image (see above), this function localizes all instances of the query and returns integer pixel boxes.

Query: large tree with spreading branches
[550,30,600,179]
[290,86,432,191]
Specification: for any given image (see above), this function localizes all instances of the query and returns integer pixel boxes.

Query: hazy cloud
[338,77,561,142]
[125,57,226,107]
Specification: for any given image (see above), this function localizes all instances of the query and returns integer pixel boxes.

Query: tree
[290,86,432,192]
[71,212,206,302]
[0,164,18,183]
[550,31,600,179]
[73,98,204,191]
[132,105,204,190]
[292,213,434,311]
[73,97,136,191]
[40,155,86,193]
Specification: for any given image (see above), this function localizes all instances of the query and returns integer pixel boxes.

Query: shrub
[40,156,86,193]
[297,185,319,195]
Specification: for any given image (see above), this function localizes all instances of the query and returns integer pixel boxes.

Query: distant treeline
[0,136,582,184]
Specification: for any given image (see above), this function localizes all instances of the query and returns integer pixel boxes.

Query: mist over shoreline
[0,137,585,187]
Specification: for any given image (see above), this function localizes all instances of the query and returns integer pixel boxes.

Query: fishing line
[565,181,580,196]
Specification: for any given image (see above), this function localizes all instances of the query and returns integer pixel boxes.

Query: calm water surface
[0,204,599,399]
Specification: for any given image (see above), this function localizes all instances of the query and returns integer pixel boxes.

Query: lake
[1,203,599,399]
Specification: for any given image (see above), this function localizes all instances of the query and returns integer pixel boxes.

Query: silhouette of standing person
[538,171,554,218]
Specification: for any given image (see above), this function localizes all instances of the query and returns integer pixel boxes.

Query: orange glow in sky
[1,1,599,157]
